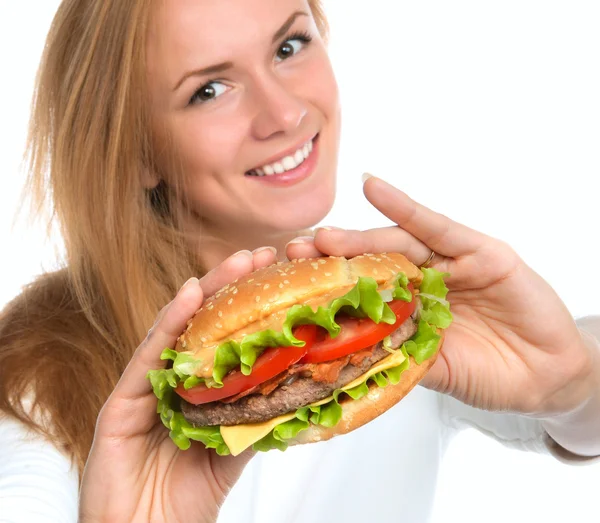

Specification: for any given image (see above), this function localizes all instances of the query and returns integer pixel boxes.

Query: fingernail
[315,226,342,233]
[182,277,199,289]
[286,236,315,245]
[232,249,253,259]
[252,246,277,255]
[362,172,376,184]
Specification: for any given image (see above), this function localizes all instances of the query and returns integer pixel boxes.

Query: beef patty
[181,312,419,427]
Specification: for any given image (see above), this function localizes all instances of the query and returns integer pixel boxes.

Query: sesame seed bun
[176,253,423,356]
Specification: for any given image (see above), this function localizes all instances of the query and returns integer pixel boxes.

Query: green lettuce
[147,372,231,454]
[149,274,412,391]
[212,275,411,384]
[418,268,453,329]
[147,267,451,453]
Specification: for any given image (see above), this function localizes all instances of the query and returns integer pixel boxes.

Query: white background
[1,1,599,522]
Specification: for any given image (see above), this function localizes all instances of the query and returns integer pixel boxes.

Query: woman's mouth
[245,134,320,187]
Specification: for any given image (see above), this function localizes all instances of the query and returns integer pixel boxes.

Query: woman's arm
[542,316,600,460]
[0,415,78,523]
[439,317,600,464]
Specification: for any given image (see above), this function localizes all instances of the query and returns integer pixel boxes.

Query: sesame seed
[298,258,306,262]
[216,322,223,329]
[318,259,327,264]
[232,288,238,294]
[375,258,382,262]
[263,284,270,290]
[290,271,296,275]
[255,296,261,302]
[248,279,254,283]
[284,280,290,284]
[325,272,332,277]
[311,262,319,270]
[249,316,254,321]
[373,269,378,275]
[228,298,233,305]
[279,283,284,289]
[201,337,207,343]
[310,277,317,283]
[218,311,223,317]
[182,340,187,348]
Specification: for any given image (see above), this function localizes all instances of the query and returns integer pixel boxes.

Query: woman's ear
[141,168,160,190]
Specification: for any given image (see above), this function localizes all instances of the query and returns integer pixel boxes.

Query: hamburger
[148,253,452,456]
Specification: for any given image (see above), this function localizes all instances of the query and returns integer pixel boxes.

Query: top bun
[177,253,422,356]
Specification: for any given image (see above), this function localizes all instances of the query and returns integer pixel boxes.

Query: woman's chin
[262,190,336,233]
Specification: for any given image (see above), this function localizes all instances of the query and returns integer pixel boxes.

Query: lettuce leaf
[148,383,231,454]
[418,268,453,329]
[212,275,410,384]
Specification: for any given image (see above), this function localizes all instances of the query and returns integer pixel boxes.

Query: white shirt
[1,317,599,523]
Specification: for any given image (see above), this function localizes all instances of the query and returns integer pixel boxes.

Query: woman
[0,0,598,521]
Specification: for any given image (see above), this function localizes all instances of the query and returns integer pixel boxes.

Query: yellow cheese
[220,349,407,456]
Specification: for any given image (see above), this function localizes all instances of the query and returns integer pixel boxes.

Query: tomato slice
[299,296,416,364]
[175,324,317,405]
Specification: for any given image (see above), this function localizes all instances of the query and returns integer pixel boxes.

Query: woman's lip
[246,134,320,187]
[247,133,317,173]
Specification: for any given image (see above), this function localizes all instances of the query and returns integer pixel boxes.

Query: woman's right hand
[79,248,277,523]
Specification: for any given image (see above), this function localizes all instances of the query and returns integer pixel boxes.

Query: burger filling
[181,308,419,426]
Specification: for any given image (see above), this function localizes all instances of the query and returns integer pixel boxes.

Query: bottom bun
[287,352,439,446]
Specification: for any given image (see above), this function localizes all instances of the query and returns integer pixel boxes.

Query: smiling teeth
[248,139,314,176]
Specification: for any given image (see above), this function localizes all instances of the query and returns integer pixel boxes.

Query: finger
[312,226,435,267]
[285,236,323,260]
[363,176,485,257]
[198,250,255,297]
[114,277,204,401]
[251,246,278,270]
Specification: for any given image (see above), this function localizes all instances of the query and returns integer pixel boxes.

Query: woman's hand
[286,176,599,422]
[79,248,278,523]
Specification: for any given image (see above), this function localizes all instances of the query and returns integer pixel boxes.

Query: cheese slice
[220,349,408,456]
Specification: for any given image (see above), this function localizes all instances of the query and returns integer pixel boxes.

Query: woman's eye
[189,82,228,106]
[275,36,309,62]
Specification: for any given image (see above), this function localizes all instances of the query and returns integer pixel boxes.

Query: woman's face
[147,0,341,239]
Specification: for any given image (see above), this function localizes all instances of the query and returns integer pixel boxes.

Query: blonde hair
[0,0,329,475]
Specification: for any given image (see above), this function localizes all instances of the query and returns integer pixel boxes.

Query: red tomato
[175,324,317,405]
[299,296,416,364]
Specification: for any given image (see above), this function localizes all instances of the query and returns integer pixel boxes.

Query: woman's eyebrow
[173,10,309,92]
[271,10,309,43]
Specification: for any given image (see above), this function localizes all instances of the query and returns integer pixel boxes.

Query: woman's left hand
[286,176,599,420]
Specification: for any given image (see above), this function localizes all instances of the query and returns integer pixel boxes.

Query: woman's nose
[250,77,308,140]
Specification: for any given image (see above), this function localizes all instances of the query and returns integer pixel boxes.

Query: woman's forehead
[147,0,311,79]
